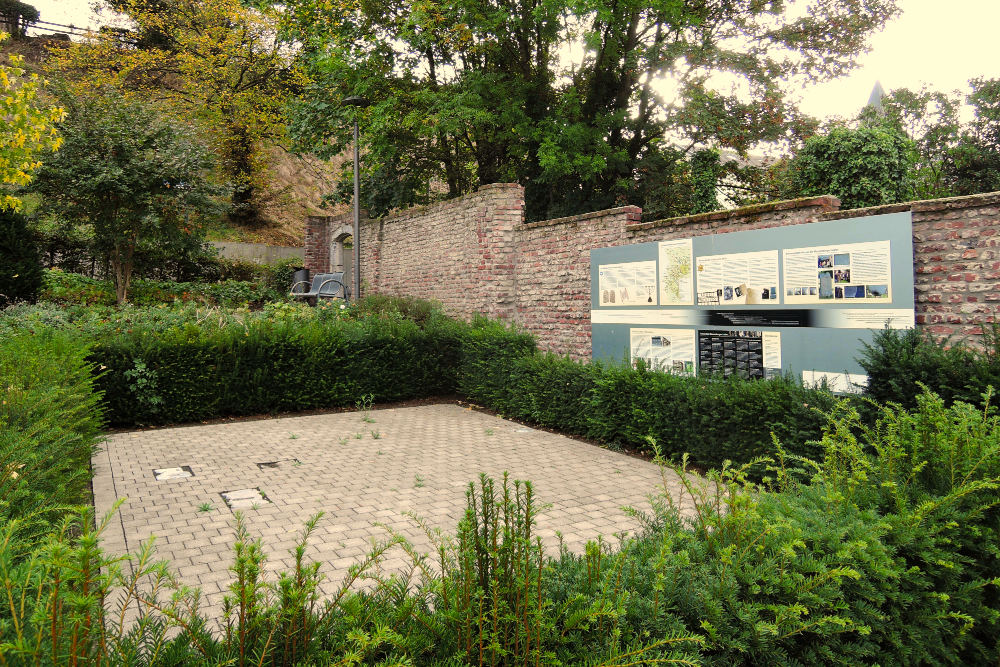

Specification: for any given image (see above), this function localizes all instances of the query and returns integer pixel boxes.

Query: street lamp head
[343,96,372,108]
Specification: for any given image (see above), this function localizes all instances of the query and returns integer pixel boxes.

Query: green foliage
[858,326,1000,412]
[0,206,42,306]
[0,329,103,555]
[949,77,1000,196]
[289,0,897,220]
[39,268,295,308]
[30,90,224,303]
[690,149,722,215]
[88,308,467,426]
[785,124,917,209]
[460,344,834,470]
[851,78,1000,201]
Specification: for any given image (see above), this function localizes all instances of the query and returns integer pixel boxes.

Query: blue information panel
[590,212,915,392]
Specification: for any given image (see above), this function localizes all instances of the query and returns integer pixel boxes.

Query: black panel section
[706,309,814,328]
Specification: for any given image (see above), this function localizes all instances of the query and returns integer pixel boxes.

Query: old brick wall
[357,183,522,320]
[303,184,1000,357]
[513,207,639,356]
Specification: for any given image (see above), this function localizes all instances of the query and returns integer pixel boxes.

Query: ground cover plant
[39,268,290,308]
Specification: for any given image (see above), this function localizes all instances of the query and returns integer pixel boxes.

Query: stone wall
[304,185,1000,357]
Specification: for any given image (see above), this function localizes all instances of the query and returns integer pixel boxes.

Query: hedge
[93,315,467,426]
[458,336,835,468]
[82,307,836,468]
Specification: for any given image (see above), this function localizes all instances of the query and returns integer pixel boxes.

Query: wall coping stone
[627,195,841,232]
[521,205,642,230]
[820,203,913,221]
[910,190,1000,212]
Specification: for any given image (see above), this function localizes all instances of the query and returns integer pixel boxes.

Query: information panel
[590,212,915,391]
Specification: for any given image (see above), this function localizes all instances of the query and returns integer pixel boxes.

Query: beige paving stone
[94,402,691,628]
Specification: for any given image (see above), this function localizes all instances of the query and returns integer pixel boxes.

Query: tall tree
[782,124,916,209]
[31,93,223,303]
[49,0,306,225]
[287,0,898,220]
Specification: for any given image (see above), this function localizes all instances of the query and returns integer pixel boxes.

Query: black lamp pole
[343,96,370,301]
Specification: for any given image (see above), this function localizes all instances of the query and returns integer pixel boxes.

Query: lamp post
[343,95,370,301]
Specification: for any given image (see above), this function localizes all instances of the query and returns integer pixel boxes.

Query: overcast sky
[26,0,1000,122]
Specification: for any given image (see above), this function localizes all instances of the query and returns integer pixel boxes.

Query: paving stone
[94,402,693,626]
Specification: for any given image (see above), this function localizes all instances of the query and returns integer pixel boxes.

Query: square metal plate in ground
[220,487,271,510]
[153,466,194,481]
[256,458,301,471]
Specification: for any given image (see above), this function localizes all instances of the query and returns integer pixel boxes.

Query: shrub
[458,332,834,470]
[0,329,103,553]
[91,313,469,425]
[39,269,288,308]
[0,207,44,307]
[859,326,1000,411]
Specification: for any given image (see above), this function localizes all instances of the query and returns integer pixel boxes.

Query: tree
[860,86,962,200]
[31,93,223,304]
[0,31,63,211]
[0,1,38,39]
[783,124,916,210]
[949,78,1000,196]
[287,0,898,220]
[0,206,43,307]
[49,0,306,225]
[855,79,1000,200]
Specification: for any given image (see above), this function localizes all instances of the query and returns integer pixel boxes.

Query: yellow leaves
[0,32,63,211]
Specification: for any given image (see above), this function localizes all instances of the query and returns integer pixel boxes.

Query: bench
[290,272,350,302]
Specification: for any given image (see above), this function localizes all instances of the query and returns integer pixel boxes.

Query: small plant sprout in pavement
[485,427,495,435]
[198,502,212,512]
[356,393,375,423]
[414,475,425,488]
[371,430,381,439]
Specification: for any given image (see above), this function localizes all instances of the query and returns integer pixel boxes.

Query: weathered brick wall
[513,207,638,355]
[303,184,1000,357]
[304,214,333,274]
[356,183,522,318]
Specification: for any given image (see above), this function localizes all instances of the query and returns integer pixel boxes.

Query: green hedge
[81,306,835,468]
[40,269,290,308]
[93,315,467,426]
[459,337,835,469]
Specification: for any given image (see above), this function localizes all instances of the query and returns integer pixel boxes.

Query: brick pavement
[93,402,692,626]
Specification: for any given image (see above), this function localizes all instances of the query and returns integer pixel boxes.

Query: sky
[25,0,1000,122]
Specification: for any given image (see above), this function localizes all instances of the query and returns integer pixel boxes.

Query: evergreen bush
[0,207,44,307]
[859,325,1000,411]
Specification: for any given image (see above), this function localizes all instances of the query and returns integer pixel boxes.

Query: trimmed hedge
[80,306,835,467]
[93,315,467,426]
[460,341,835,468]
[40,269,290,308]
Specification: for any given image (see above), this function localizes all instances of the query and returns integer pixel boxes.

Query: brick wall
[356,183,522,319]
[302,185,1000,357]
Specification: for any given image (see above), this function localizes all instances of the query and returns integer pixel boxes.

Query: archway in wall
[329,224,354,289]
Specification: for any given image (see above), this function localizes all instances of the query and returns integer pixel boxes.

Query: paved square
[93,403,691,625]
